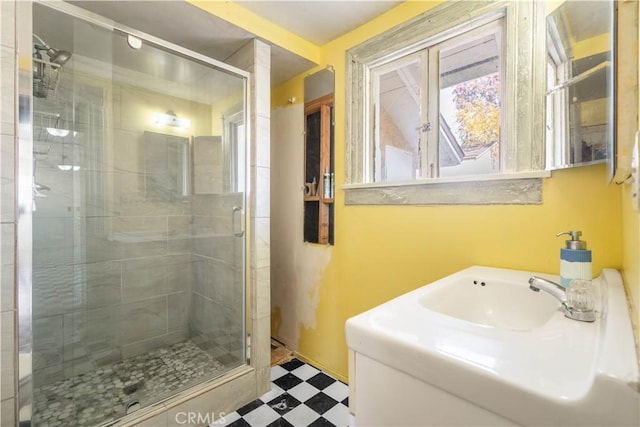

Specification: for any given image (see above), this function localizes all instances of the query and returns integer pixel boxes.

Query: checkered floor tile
[215,358,349,427]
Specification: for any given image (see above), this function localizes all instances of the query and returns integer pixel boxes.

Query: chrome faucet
[528,276,595,322]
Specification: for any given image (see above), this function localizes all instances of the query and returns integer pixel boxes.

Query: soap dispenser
[557,230,592,287]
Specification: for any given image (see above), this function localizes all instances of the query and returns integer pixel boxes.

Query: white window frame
[370,19,505,181]
[370,50,423,181]
[545,13,570,169]
[345,0,548,205]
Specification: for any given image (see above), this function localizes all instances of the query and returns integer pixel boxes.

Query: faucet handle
[566,279,595,312]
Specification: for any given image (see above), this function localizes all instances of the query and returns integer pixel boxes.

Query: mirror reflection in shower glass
[143,131,190,201]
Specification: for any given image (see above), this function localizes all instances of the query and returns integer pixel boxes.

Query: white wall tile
[252,166,270,219]
[254,40,271,69]
[256,366,271,398]
[1,398,15,427]
[251,315,270,371]
[2,135,16,223]
[251,217,270,269]
[254,115,270,168]
[0,1,15,49]
[1,310,14,401]
[254,63,271,119]
[253,266,270,319]
[1,224,14,313]
[0,46,15,136]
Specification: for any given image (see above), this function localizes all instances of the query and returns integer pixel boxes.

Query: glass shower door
[28,3,248,426]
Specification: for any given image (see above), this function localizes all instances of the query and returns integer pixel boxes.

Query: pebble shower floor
[32,340,225,426]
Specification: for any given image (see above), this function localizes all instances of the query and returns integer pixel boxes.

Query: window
[371,20,503,182]
[346,1,546,205]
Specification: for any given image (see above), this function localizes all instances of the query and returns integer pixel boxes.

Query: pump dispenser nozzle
[556,230,587,250]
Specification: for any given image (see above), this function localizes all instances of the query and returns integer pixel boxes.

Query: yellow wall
[269,1,629,381]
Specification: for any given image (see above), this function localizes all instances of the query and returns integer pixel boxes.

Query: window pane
[439,30,501,177]
[373,56,422,182]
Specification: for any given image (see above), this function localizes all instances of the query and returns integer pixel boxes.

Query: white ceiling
[69,1,403,86]
[238,1,403,45]
[69,0,314,86]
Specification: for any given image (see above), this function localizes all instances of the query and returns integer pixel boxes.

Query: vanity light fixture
[154,111,191,129]
[57,164,80,172]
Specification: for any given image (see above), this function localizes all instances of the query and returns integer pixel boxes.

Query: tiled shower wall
[0,0,17,424]
[191,193,244,362]
[29,80,215,386]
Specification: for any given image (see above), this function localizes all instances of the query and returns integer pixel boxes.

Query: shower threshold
[32,339,237,427]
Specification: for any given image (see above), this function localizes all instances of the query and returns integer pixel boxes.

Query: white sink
[346,266,640,426]
[418,269,559,330]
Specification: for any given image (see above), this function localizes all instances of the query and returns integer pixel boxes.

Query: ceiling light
[46,127,69,137]
[57,164,81,171]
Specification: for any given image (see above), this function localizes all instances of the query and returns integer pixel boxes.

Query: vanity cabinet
[304,94,334,245]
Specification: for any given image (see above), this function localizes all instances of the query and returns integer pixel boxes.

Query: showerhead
[46,47,72,66]
[33,34,72,66]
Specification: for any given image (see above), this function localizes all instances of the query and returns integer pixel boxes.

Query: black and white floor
[217,358,350,427]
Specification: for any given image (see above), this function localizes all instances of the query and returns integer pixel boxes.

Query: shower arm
[32,33,49,50]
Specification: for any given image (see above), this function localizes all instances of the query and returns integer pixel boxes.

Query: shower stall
[13,2,267,426]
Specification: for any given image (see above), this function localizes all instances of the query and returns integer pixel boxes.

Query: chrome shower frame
[16,1,252,425]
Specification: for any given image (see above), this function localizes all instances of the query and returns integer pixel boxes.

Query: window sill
[342,171,550,205]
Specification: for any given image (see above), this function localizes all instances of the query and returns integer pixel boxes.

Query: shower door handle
[232,206,245,237]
